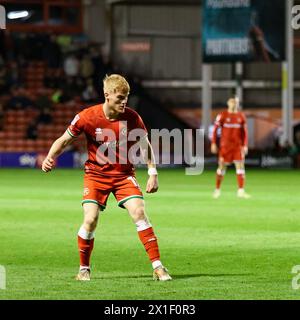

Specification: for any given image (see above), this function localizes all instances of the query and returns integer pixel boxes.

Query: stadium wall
[108,2,300,107]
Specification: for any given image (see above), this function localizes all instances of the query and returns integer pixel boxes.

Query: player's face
[107,89,129,114]
[227,98,239,112]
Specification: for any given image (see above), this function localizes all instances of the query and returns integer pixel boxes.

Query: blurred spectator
[44,69,63,89]
[43,34,62,70]
[37,108,53,125]
[35,88,52,111]
[63,54,80,78]
[28,33,45,60]
[75,77,85,93]
[80,54,94,80]
[56,34,72,53]
[51,89,63,104]
[51,89,70,104]
[44,69,58,89]
[6,87,34,110]
[127,75,143,111]
[90,46,108,97]
[82,78,98,103]
[61,77,82,99]
[7,61,22,88]
[26,119,38,140]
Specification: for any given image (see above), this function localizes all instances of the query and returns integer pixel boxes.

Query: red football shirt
[67,104,147,176]
[212,110,248,149]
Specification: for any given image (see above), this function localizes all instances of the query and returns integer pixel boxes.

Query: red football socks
[216,174,224,189]
[78,236,94,269]
[237,174,245,189]
[236,169,245,189]
[138,227,160,263]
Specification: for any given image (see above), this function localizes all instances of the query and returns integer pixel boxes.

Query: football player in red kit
[42,74,171,281]
[211,96,251,199]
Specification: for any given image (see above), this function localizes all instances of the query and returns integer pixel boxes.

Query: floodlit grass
[0,168,300,300]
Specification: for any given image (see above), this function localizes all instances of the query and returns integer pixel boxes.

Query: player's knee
[235,162,245,171]
[83,213,99,229]
[236,168,245,175]
[132,206,147,222]
[217,168,226,176]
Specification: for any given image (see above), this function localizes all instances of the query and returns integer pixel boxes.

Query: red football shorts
[82,173,143,210]
[219,146,244,164]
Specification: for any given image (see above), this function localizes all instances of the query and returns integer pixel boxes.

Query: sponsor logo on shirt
[223,123,242,128]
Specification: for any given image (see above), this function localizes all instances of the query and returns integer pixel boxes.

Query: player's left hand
[146,175,159,193]
[243,146,248,156]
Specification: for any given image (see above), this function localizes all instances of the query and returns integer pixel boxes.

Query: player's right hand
[211,143,218,154]
[42,157,54,172]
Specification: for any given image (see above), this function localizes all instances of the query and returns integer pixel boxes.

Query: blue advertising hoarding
[0,152,75,168]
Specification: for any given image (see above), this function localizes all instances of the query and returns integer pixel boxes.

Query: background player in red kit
[211,96,251,199]
[42,74,171,281]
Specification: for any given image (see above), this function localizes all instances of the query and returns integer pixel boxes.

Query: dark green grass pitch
[0,168,300,300]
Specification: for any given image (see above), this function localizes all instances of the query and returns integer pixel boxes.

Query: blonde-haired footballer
[42,74,171,281]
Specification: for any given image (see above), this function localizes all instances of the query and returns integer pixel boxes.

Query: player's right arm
[42,131,76,172]
[42,112,85,172]
[211,113,223,154]
[241,113,249,156]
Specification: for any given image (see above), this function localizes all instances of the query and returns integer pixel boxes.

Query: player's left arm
[139,136,158,193]
[242,114,248,156]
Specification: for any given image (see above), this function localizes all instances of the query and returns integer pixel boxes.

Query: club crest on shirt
[226,118,231,122]
[95,128,103,141]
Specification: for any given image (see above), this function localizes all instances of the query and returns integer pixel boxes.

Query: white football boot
[153,266,172,281]
[212,189,221,199]
[237,189,251,199]
[75,268,91,281]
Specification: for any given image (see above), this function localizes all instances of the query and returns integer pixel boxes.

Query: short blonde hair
[103,74,130,94]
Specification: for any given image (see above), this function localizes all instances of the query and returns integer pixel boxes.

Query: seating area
[0,62,86,153]
[0,105,85,152]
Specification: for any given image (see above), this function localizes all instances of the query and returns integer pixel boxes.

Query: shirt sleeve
[127,112,148,143]
[67,112,85,137]
[136,114,148,135]
[241,113,248,146]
